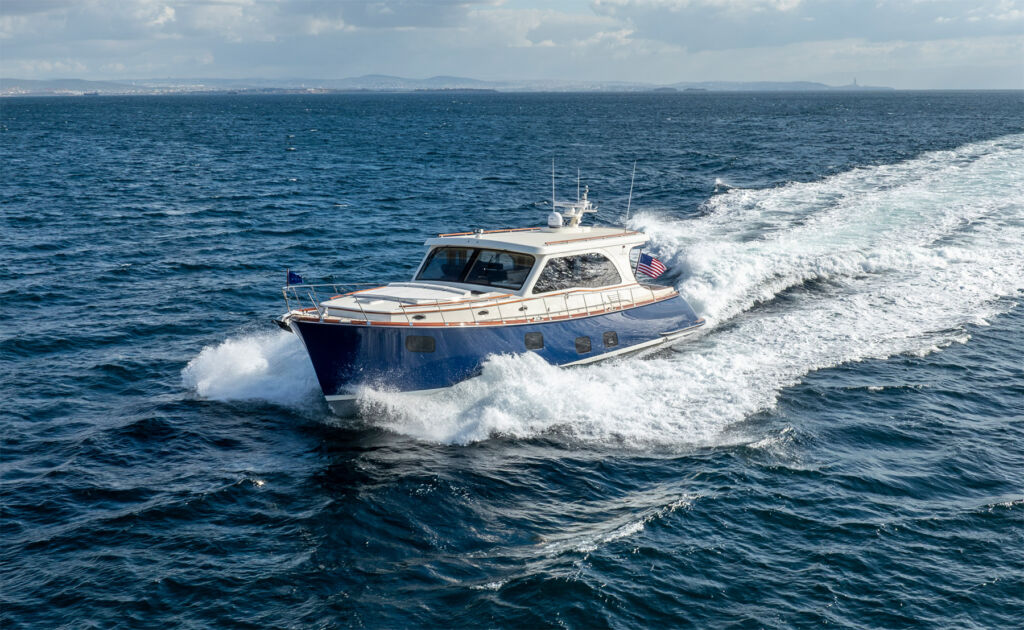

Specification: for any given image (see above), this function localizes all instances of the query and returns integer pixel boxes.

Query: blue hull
[291,295,702,397]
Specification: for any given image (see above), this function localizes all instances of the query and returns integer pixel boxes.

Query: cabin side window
[405,335,436,353]
[629,246,643,274]
[629,245,659,283]
[524,332,544,350]
[531,253,622,294]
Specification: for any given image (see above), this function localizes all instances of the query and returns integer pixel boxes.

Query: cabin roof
[423,226,648,255]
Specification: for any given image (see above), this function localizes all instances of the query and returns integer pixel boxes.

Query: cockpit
[414,242,639,296]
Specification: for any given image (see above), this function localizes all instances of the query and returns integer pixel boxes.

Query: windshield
[416,247,535,290]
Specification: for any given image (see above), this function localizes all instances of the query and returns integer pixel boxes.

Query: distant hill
[0,78,148,96]
[1,75,894,97]
[323,74,503,91]
[669,80,892,92]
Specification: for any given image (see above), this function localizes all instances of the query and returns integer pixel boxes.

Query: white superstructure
[283,192,675,329]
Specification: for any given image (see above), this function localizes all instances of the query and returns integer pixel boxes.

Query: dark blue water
[2,92,1023,628]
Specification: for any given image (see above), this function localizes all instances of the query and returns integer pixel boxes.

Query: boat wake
[183,134,1024,446]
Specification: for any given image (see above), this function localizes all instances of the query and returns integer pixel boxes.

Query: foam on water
[181,330,319,406]
[538,494,698,556]
[185,135,1024,446]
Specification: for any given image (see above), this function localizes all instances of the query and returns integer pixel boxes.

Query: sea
[1,91,1022,628]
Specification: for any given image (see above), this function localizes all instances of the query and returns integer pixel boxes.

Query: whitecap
[181,330,319,406]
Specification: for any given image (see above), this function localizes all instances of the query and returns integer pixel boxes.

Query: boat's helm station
[548,185,597,229]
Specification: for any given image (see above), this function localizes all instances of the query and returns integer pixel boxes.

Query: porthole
[405,335,436,353]
[525,332,544,350]
[412,314,426,321]
[575,336,592,354]
[603,331,619,348]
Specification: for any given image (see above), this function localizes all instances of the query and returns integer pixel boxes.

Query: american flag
[636,253,667,279]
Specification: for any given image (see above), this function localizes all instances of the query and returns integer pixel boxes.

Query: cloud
[467,7,621,49]
[594,0,805,14]
[0,0,1020,88]
[6,58,87,75]
[591,0,1024,51]
[330,0,494,29]
[146,5,175,27]
[0,0,78,17]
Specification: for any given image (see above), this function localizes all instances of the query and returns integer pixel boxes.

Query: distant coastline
[0,75,900,97]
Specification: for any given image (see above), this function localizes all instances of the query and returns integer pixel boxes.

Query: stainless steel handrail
[282,282,381,317]
[283,282,670,326]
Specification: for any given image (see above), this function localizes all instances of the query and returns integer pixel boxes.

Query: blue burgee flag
[287,270,303,285]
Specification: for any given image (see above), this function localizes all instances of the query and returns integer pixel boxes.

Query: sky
[1,0,1022,89]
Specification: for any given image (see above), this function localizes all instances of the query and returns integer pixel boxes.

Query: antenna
[625,160,637,222]
[551,158,555,209]
[577,168,581,202]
